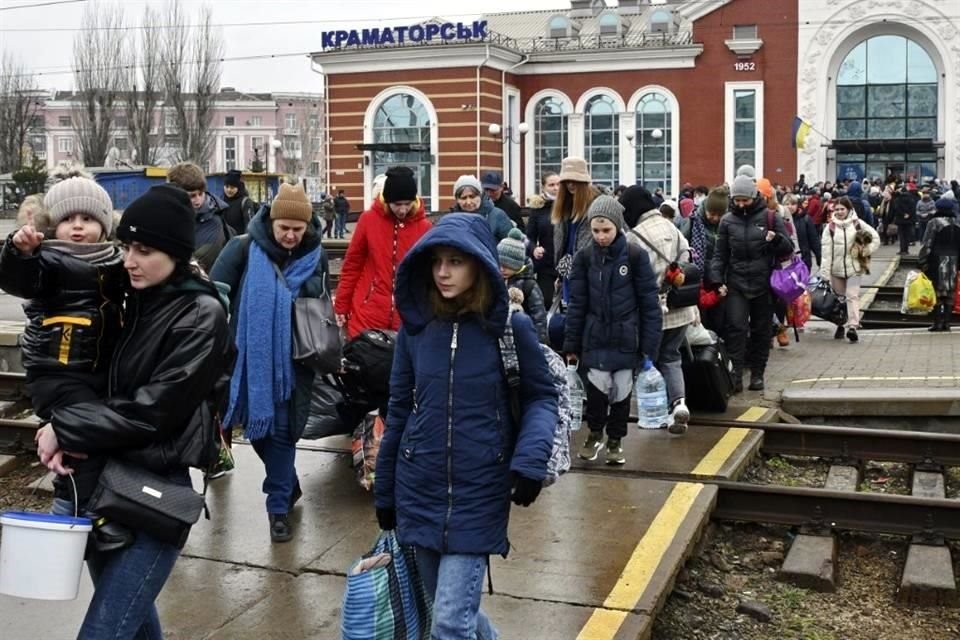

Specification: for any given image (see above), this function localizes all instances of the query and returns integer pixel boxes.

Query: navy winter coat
[375,213,557,556]
[454,195,514,243]
[563,233,662,371]
[506,258,548,343]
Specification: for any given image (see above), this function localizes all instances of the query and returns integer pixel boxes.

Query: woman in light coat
[819,196,880,343]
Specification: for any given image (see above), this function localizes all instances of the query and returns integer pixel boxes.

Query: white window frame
[626,85,681,198]
[224,136,237,171]
[285,113,297,130]
[251,135,264,152]
[733,24,758,40]
[250,115,262,127]
[58,136,73,153]
[524,89,574,201]
[724,81,764,183]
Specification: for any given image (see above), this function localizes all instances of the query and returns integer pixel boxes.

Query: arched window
[598,13,620,36]
[649,10,671,34]
[533,96,568,184]
[634,93,672,194]
[548,16,569,39]
[835,35,937,181]
[584,94,619,190]
[372,92,433,209]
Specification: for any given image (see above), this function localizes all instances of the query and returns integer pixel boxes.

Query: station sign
[321,20,489,50]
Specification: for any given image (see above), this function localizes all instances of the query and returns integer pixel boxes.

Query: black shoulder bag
[629,226,701,309]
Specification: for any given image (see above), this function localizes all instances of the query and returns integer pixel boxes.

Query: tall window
[634,93,672,194]
[58,137,73,153]
[584,95,619,190]
[284,113,297,131]
[533,97,568,184]
[837,35,936,140]
[372,92,432,209]
[251,116,262,127]
[224,136,236,170]
[733,89,756,171]
[251,136,264,152]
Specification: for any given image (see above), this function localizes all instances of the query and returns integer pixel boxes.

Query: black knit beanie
[619,185,658,227]
[224,169,243,188]
[382,166,418,203]
[116,184,196,261]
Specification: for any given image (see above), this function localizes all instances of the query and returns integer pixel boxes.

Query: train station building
[310,0,960,209]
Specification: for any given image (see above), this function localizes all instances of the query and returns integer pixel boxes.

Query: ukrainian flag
[792,116,812,150]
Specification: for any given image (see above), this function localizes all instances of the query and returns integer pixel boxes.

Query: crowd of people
[5,155,960,639]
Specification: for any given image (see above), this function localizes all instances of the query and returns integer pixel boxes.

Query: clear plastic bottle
[565,365,584,431]
[635,358,669,429]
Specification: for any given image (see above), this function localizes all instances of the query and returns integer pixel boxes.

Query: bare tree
[161,1,223,167]
[123,5,163,165]
[71,4,126,166]
[0,52,43,174]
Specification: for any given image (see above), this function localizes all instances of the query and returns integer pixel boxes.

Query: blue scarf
[224,241,322,441]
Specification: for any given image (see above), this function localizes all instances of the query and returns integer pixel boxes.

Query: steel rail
[712,481,960,539]
[860,308,949,328]
[690,418,960,466]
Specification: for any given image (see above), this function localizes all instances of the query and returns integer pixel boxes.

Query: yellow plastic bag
[901,270,937,315]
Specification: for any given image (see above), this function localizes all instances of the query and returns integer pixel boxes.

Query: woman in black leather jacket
[36,184,232,640]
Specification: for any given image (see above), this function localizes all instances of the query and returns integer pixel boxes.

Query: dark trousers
[323,219,334,238]
[934,299,955,327]
[700,301,728,340]
[724,289,775,374]
[585,379,630,439]
[536,269,557,310]
[899,223,913,253]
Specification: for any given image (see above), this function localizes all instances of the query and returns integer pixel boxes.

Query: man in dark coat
[710,175,793,392]
[482,171,524,229]
[333,189,350,238]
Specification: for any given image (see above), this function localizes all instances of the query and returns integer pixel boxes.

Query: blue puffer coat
[375,213,557,556]
[455,195,515,243]
[562,233,662,371]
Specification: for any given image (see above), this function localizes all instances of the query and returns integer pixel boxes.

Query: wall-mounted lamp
[624,128,663,147]
[489,122,528,144]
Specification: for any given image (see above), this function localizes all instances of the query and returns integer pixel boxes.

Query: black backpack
[339,329,397,404]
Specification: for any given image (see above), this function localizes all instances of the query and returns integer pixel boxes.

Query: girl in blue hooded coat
[375,213,557,640]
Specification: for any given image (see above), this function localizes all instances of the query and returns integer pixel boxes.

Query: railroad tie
[897,469,958,606]
[777,464,860,592]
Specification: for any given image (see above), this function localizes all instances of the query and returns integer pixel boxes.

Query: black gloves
[376,507,396,531]
[511,475,542,507]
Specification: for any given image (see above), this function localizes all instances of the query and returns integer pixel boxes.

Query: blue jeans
[335,212,347,238]
[52,487,183,640]
[250,404,298,514]
[414,546,498,640]
[656,326,686,405]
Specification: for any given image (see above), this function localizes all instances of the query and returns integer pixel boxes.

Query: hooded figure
[918,197,960,331]
[375,212,556,573]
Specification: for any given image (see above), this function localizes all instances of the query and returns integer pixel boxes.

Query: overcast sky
[0,0,565,93]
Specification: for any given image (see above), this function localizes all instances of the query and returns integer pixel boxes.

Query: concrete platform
[781,386,960,417]
[2,437,728,640]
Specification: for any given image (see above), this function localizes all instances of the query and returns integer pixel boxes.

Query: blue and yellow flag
[792,116,812,150]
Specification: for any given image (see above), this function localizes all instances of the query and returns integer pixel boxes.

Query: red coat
[334,197,431,339]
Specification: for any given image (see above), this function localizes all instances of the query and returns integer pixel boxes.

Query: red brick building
[311,0,798,210]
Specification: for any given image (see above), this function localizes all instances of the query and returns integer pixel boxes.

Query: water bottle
[565,365,585,431]
[635,358,669,429]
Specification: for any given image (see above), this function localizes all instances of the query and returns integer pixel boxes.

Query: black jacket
[892,192,917,224]
[710,199,793,298]
[792,211,821,266]
[334,195,350,216]
[506,259,548,342]
[223,192,257,236]
[563,234,662,371]
[0,237,124,379]
[524,200,556,273]
[50,278,232,473]
[495,193,524,229]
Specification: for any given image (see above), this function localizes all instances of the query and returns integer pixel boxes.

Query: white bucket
[0,511,92,600]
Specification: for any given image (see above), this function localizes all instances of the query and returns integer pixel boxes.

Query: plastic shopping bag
[352,411,385,491]
[341,531,432,640]
[786,290,812,329]
[902,270,936,315]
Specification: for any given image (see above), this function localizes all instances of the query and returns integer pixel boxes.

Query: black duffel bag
[339,329,397,405]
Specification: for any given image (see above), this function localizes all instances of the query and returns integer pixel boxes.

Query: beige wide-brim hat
[558,157,591,183]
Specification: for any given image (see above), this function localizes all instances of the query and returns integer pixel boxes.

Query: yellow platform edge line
[688,406,764,476]
[576,482,705,640]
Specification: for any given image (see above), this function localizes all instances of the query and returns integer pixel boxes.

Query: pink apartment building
[27,88,324,184]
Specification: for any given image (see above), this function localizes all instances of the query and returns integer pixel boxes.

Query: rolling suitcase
[681,334,735,412]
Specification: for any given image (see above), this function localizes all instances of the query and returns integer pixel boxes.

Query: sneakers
[748,372,764,391]
[668,400,689,435]
[269,514,293,543]
[605,438,626,465]
[776,326,789,347]
[578,431,605,461]
[846,327,858,343]
[834,325,845,340]
[205,446,235,480]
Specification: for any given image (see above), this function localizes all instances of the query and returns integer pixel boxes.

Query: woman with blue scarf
[211,183,328,543]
